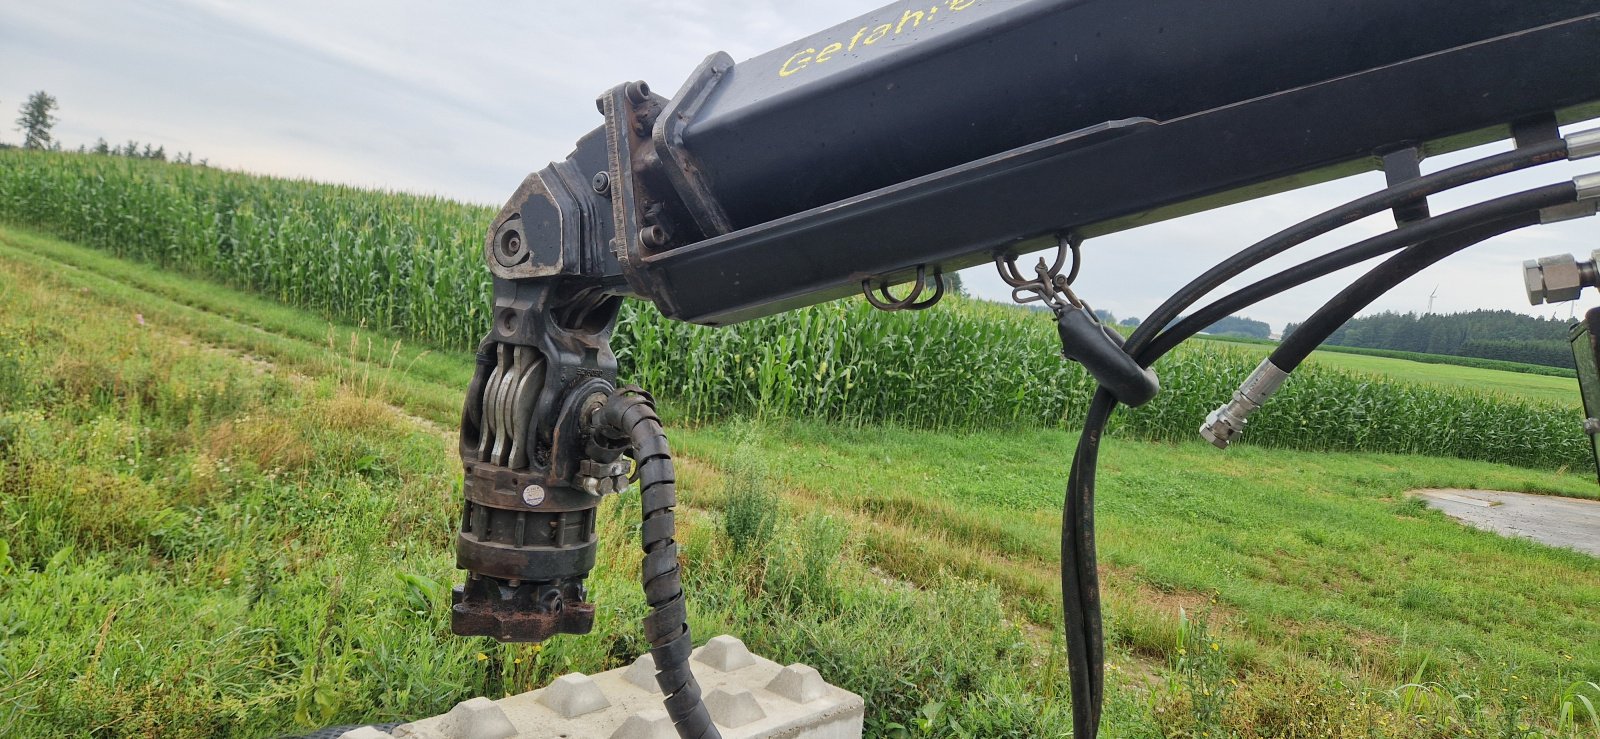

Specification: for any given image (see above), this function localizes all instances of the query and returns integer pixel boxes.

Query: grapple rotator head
[450,443,609,642]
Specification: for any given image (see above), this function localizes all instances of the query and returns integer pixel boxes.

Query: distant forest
[1286,310,1577,369]
[1202,314,1271,339]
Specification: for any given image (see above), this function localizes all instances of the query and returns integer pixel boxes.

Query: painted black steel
[633,13,1600,324]
[679,0,1600,229]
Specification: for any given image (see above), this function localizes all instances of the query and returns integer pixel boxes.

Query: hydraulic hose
[595,387,721,739]
[1141,181,1578,364]
[1270,213,1552,372]
[1195,215,1549,448]
[1123,137,1570,361]
[1059,166,1585,737]
[1061,389,1115,738]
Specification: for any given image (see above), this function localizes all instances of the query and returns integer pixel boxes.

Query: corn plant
[0,149,1587,470]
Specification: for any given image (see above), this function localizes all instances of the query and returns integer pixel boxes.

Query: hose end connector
[1524,248,1600,305]
[1568,127,1600,161]
[1199,357,1289,449]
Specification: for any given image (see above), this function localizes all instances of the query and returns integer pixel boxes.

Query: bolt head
[591,171,610,195]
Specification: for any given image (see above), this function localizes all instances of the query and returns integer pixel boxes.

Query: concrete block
[767,664,826,703]
[392,634,862,738]
[439,697,516,739]
[337,728,394,739]
[693,635,755,672]
[607,708,676,739]
[622,652,661,692]
[389,723,446,739]
[539,673,611,718]
[704,686,767,728]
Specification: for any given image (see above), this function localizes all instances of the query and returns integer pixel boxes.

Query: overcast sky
[4,0,1598,333]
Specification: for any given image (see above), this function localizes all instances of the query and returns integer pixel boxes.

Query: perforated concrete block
[378,635,862,738]
[540,674,611,718]
[337,728,395,739]
[607,708,675,739]
[439,697,517,739]
[693,635,756,672]
[622,653,661,692]
[767,664,826,704]
[389,723,447,739]
[704,686,766,728]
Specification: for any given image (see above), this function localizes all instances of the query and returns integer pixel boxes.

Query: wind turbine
[1425,284,1439,315]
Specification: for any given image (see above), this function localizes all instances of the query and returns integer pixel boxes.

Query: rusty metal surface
[451,576,596,643]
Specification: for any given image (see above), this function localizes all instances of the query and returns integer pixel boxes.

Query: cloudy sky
[4,0,1598,333]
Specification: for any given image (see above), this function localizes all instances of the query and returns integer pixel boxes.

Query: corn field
[0,150,1587,470]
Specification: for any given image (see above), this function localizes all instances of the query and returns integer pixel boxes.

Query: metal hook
[862,264,947,311]
[995,232,1083,310]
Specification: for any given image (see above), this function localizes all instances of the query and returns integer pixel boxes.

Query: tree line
[1286,309,1576,369]
[1202,314,1271,339]
[6,90,203,164]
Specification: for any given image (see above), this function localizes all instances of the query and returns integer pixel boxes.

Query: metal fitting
[625,80,651,105]
[1523,248,1600,305]
[1199,358,1289,449]
[1579,172,1600,202]
[576,459,631,496]
[1569,128,1600,161]
[639,224,669,249]
[1540,172,1600,223]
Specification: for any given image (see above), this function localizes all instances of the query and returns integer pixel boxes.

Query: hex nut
[1526,253,1584,304]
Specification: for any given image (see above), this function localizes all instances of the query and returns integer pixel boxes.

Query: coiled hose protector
[595,387,721,739]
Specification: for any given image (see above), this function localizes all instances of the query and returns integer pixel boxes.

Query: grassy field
[1,229,1597,738]
[1196,337,1581,407]
[1,151,1591,472]
[1196,335,1577,380]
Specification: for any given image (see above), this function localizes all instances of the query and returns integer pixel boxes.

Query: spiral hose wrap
[596,387,722,739]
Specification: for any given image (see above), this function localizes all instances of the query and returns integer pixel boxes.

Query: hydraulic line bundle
[447,2,1600,736]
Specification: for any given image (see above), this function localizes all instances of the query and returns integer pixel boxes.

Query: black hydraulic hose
[1122,138,1568,360]
[1141,182,1577,364]
[1062,389,1115,738]
[596,388,721,739]
[1270,211,1553,372]
[1060,170,1577,739]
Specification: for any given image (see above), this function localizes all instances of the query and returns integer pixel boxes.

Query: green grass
[2,227,1597,738]
[1197,334,1578,379]
[1,151,1591,472]
[1197,336,1582,407]
[0,238,1104,737]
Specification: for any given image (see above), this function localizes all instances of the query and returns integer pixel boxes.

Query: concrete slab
[382,635,862,739]
[1409,488,1600,556]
